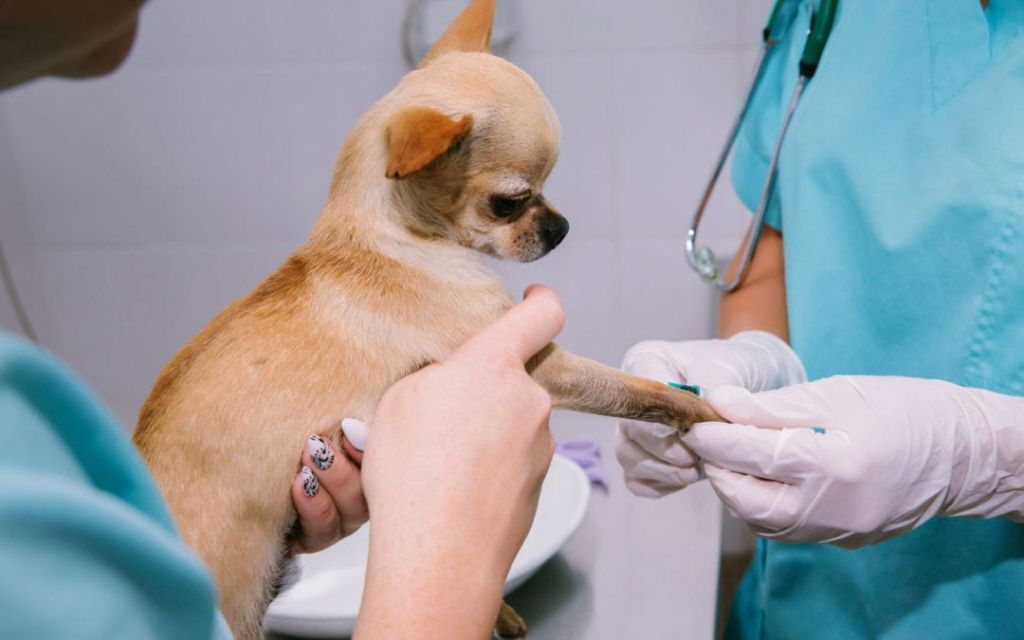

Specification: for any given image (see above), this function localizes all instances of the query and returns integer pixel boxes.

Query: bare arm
[718,227,789,340]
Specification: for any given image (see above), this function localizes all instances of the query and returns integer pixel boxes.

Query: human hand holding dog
[290,431,368,554]
[353,284,563,639]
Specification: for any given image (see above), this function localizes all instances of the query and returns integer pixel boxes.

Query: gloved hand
[615,331,806,498]
[685,376,1024,548]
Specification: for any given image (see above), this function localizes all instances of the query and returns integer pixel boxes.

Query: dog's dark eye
[490,195,529,219]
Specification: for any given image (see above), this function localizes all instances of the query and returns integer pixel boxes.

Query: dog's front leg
[527,344,721,431]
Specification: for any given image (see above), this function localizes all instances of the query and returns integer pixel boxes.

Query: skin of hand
[353,285,564,640]
[291,433,368,554]
[0,0,146,91]
[685,377,1024,548]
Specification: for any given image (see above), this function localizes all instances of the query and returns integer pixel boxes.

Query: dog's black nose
[540,214,570,250]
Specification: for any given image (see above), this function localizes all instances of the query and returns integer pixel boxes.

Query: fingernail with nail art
[307,434,335,470]
[341,418,368,451]
[301,466,319,497]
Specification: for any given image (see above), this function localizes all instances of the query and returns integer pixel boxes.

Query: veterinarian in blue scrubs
[618,1,1024,638]
[0,3,565,638]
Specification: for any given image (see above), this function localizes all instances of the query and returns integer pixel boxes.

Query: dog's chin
[486,243,554,263]
[515,247,553,263]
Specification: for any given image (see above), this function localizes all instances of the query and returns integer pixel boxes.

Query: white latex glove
[686,376,1024,548]
[615,331,806,498]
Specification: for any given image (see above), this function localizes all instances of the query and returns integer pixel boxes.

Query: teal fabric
[728,0,1024,638]
[0,332,231,639]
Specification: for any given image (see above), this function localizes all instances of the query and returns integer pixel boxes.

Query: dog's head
[375,0,567,263]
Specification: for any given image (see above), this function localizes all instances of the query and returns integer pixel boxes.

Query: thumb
[456,284,565,366]
[706,384,825,429]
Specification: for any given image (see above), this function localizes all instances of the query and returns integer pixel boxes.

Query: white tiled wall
[0,1,770,636]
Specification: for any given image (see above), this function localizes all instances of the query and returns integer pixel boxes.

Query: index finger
[456,284,565,365]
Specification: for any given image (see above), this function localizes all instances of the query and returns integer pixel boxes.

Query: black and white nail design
[301,465,319,497]
[307,434,335,471]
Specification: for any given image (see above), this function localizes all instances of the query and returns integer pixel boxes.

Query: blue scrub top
[0,332,231,639]
[730,0,1024,638]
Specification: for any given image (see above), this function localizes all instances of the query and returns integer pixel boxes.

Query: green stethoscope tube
[686,0,837,292]
[801,0,838,77]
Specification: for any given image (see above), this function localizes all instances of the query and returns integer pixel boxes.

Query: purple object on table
[556,439,608,490]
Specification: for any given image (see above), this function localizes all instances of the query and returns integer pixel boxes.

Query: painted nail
[301,466,319,497]
[307,434,335,470]
[341,418,368,451]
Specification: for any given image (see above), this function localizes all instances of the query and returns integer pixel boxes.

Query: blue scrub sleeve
[0,333,230,639]
[730,0,811,231]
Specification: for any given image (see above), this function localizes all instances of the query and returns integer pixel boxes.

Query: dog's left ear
[419,0,494,68]
[385,107,474,179]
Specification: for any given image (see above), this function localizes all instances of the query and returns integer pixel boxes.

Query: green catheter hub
[667,381,704,398]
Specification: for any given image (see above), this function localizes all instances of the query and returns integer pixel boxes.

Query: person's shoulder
[0,332,225,638]
[0,330,47,369]
[0,330,86,404]
[0,330,179,529]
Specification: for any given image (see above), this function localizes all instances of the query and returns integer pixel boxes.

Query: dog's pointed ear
[385,107,474,179]
[418,0,495,68]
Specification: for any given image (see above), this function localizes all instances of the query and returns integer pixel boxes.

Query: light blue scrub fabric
[0,332,231,639]
[729,0,1024,638]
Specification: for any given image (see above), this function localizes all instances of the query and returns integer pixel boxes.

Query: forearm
[718,227,789,340]
[356,518,507,639]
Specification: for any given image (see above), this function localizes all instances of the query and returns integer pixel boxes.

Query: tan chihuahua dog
[133,1,718,637]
